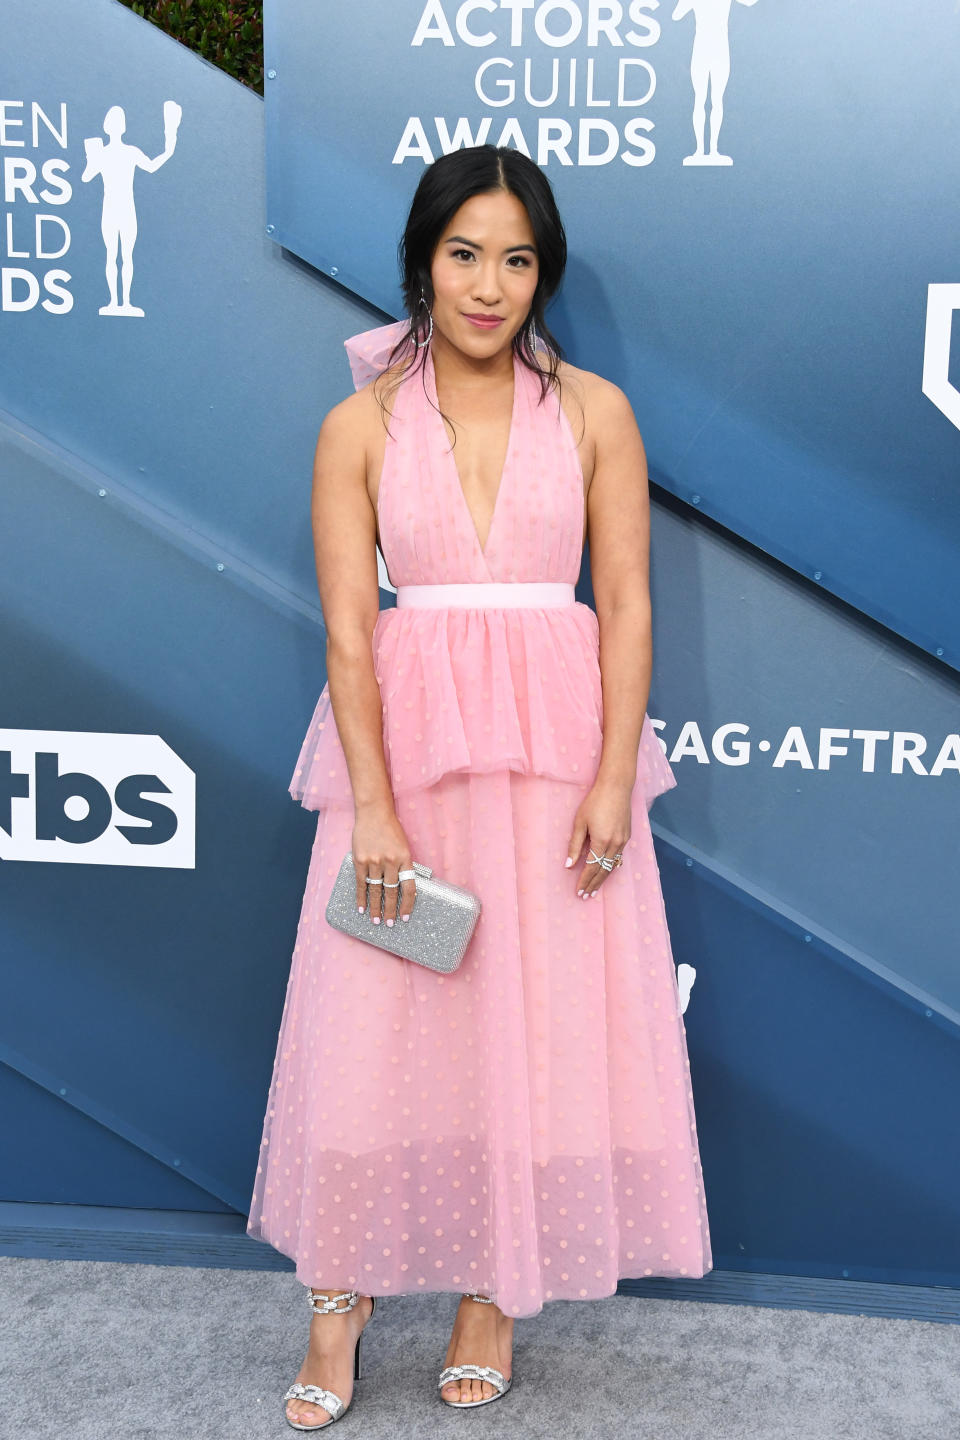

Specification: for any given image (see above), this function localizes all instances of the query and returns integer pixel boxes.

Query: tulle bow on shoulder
[343,318,416,392]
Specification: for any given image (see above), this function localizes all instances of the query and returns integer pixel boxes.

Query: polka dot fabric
[289,321,678,810]
[246,322,712,1316]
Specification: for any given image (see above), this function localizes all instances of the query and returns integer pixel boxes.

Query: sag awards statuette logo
[0,98,181,315]
[673,0,759,166]
[401,0,758,167]
[82,100,182,316]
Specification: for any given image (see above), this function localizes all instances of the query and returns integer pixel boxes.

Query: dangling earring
[528,316,541,356]
[416,289,434,350]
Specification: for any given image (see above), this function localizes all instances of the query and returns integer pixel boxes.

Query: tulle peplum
[290,604,676,805]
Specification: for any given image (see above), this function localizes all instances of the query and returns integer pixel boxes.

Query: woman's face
[429,188,540,359]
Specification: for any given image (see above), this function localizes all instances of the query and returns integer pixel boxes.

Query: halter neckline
[423,342,521,565]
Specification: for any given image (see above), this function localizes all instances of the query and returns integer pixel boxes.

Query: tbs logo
[0,730,195,868]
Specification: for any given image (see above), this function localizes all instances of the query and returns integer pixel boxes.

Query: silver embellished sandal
[438,1292,514,1408]
[283,1288,377,1431]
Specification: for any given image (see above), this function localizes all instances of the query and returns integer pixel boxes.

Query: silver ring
[365,876,383,885]
[382,880,399,888]
[398,868,416,881]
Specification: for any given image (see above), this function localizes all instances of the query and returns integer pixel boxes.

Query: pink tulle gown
[245,320,712,1317]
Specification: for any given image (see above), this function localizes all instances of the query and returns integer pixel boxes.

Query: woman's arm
[584,379,654,791]
[310,394,394,816]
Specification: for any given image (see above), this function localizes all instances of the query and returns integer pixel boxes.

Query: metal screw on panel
[59,1088,67,1096]
[813,570,822,581]
[330,267,339,276]
[266,224,276,235]
[267,69,277,79]
[691,493,701,505]
[217,563,225,572]
[803,934,812,943]
[935,647,944,657]
[98,489,106,497]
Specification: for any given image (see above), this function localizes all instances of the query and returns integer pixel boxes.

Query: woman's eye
[451,249,532,267]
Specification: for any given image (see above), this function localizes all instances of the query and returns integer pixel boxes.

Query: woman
[247,144,712,1431]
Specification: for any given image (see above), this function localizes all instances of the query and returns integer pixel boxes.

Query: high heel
[438,1292,513,1408]
[283,1289,377,1431]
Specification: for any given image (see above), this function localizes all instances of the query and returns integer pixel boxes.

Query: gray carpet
[3,1255,959,1439]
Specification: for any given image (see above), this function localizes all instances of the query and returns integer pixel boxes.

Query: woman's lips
[463,314,504,329]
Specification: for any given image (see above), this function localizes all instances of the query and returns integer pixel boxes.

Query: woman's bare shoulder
[318,359,409,440]
[556,357,631,413]
[552,358,637,468]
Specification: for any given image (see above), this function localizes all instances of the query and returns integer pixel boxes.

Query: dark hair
[374,145,568,431]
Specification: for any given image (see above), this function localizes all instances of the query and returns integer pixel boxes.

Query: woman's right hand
[352,803,418,928]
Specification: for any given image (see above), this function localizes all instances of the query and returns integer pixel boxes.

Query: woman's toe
[289,1397,327,1424]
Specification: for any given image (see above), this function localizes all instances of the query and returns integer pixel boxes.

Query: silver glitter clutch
[325,851,482,973]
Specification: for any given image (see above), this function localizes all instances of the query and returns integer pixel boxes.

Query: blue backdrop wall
[1,0,957,1314]
[266,0,960,666]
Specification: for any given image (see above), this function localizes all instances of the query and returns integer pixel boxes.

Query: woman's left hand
[565,775,632,897]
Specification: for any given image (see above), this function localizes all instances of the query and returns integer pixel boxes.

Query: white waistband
[395,581,576,609]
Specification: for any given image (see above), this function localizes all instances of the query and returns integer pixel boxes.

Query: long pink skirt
[246,767,712,1318]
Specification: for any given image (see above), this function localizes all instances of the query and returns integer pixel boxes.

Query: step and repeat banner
[1,0,958,1289]
[265,0,960,666]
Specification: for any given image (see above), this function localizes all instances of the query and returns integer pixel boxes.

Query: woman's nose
[472,267,501,302]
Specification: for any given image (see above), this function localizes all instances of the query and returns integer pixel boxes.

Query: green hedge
[118,1,264,95]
